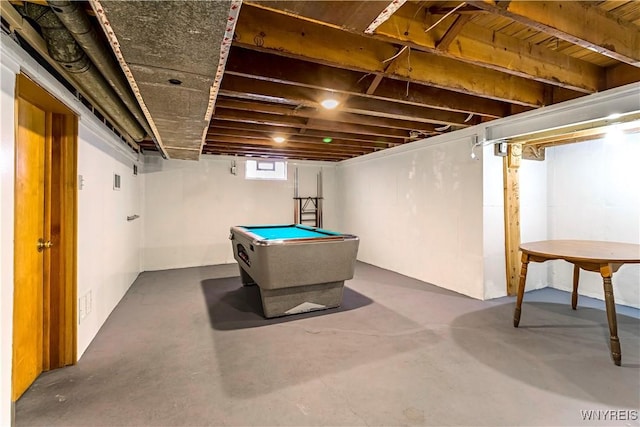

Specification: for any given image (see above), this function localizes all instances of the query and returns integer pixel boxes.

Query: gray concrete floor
[16,262,640,426]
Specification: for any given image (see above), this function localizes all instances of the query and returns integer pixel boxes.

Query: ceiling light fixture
[273,136,286,143]
[323,137,333,143]
[320,98,340,110]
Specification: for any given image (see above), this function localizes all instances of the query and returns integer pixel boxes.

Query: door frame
[13,74,77,399]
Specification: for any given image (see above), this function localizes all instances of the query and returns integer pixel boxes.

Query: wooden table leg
[572,264,580,310]
[600,264,621,366]
[513,252,530,327]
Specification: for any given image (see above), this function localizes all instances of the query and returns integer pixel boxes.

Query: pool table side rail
[231,225,357,246]
[243,223,341,235]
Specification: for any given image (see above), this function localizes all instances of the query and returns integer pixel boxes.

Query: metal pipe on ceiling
[18,2,146,142]
[46,0,155,142]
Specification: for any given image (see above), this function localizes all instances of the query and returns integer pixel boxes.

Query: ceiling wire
[424,1,466,33]
[406,46,411,97]
[357,73,372,85]
[382,45,409,63]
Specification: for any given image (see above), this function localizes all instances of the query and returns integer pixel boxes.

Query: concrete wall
[337,131,486,299]
[141,155,338,271]
[546,134,640,308]
[1,34,143,426]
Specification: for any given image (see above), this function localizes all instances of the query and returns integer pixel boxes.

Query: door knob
[37,238,53,252]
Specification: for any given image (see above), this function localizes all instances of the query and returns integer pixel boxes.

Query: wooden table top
[520,240,640,264]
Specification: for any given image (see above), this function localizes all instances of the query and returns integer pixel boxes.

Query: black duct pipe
[20,2,146,142]
[47,0,155,142]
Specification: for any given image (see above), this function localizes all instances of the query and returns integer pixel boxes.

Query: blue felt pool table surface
[244,224,340,240]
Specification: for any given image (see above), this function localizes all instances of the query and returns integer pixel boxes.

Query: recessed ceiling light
[273,136,286,143]
[320,99,340,109]
[323,137,333,143]
[168,78,182,85]
[607,113,621,120]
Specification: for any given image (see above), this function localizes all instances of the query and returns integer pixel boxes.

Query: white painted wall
[483,145,549,300]
[546,134,640,308]
[0,36,20,427]
[481,143,508,299]
[142,155,337,271]
[337,131,486,299]
[1,34,143,426]
[76,124,143,355]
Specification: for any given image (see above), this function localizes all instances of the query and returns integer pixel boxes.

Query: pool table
[229,224,359,318]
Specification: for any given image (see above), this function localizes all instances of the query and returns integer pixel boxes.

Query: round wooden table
[514,240,640,366]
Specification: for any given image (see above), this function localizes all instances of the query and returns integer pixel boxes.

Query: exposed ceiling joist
[210,120,406,146]
[5,0,638,162]
[372,3,603,93]
[467,1,640,67]
[225,47,510,118]
[215,98,440,133]
[233,5,550,107]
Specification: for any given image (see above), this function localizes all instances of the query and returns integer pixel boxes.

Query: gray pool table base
[259,281,344,318]
[239,267,344,318]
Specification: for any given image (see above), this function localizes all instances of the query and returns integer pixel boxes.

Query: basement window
[245,159,287,180]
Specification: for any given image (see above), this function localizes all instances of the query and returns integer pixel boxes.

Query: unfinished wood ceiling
[4,1,640,161]
[194,0,640,161]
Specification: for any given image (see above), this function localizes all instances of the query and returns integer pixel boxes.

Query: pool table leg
[571,264,580,310]
[600,265,621,366]
[513,252,530,327]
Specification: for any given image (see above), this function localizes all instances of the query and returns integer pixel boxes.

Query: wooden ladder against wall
[293,168,324,228]
[294,196,323,227]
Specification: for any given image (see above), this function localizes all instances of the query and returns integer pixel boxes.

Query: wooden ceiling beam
[205,140,358,157]
[203,143,350,158]
[246,0,397,33]
[436,14,472,51]
[342,97,480,126]
[368,78,508,118]
[468,1,640,67]
[225,47,511,117]
[234,5,547,106]
[226,46,367,91]
[202,147,351,162]
[204,136,373,155]
[375,3,603,92]
[220,74,473,126]
[605,63,640,89]
[215,97,441,132]
[210,120,407,146]
[213,108,412,139]
[207,126,390,150]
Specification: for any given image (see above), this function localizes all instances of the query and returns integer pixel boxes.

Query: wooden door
[12,98,46,400]
[12,74,78,401]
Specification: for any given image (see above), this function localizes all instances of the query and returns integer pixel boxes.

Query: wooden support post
[503,143,522,295]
